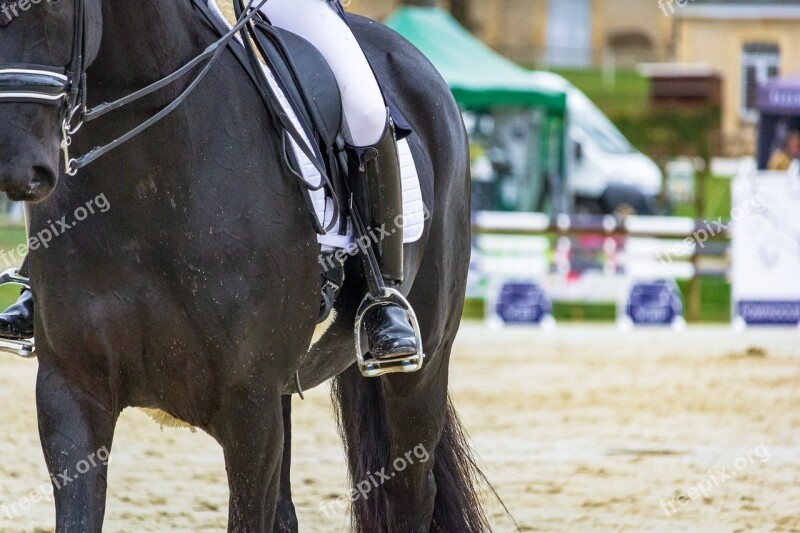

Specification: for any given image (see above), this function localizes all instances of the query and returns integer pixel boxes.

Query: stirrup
[0,269,35,359]
[354,288,424,378]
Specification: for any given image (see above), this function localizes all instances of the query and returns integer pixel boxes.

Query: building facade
[347,0,671,68]
[348,0,800,153]
[674,1,800,153]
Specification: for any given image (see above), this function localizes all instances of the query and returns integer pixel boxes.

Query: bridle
[0,0,86,174]
[0,0,271,176]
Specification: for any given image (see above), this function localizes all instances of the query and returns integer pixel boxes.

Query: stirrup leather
[0,269,35,359]
[354,288,424,378]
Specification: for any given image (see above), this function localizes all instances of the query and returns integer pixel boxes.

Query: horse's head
[0,0,102,202]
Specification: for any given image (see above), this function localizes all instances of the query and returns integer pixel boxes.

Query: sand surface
[0,324,798,532]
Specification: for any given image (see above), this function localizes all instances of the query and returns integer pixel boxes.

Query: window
[741,43,780,122]
[546,0,591,68]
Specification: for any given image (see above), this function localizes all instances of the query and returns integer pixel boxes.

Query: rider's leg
[262,0,386,146]
[349,119,418,357]
[0,204,33,339]
[265,0,418,359]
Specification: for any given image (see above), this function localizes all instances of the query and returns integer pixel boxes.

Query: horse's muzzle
[0,159,57,202]
[0,105,61,202]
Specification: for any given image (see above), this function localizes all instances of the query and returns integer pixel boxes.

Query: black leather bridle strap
[69,0,271,171]
[73,42,229,169]
[63,0,86,122]
[82,19,251,123]
[0,68,69,103]
[0,7,77,106]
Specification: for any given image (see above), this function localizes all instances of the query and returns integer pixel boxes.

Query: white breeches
[262,0,387,147]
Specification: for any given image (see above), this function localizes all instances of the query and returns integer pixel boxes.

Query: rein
[0,0,270,176]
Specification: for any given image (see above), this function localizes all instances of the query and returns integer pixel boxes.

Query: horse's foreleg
[274,395,298,532]
[36,364,117,533]
[211,386,284,533]
[381,361,449,532]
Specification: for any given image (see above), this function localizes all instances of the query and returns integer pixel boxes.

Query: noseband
[0,0,85,109]
[0,0,273,176]
[0,68,71,104]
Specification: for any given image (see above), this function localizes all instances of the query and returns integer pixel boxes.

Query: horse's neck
[90,1,208,94]
[61,0,231,212]
[64,0,279,220]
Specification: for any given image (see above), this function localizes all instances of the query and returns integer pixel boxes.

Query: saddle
[192,2,420,320]
[261,28,343,159]
[194,0,416,239]
[194,0,347,234]
[0,1,426,377]
[194,2,425,376]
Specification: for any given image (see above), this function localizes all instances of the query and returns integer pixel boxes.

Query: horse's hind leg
[380,361,449,532]
[36,363,118,533]
[274,395,298,532]
[334,342,488,532]
[210,386,284,532]
[331,359,449,532]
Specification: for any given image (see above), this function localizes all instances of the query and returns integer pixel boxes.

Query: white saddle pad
[208,0,425,248]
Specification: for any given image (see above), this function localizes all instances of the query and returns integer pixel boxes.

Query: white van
[529,72,663,215]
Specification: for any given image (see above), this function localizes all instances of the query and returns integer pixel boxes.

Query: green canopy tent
[384,7,566,112]
[385,7,569,213]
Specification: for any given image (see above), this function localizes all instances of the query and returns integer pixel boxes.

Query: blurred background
[340,0,800,329]
[0,1,798,531]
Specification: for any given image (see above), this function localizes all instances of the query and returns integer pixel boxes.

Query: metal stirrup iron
[348,198,424,377]
[354,288,424,378]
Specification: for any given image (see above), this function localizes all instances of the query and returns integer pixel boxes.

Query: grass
[672,174,732,220]
[0,224,26,251]
[0,224,27,309]
[553,302,617,322]
[677,277,730,323]
[550,68,720,166]
[551,68,650,118]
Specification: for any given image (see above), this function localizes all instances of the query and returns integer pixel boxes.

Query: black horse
[0,1,487,531]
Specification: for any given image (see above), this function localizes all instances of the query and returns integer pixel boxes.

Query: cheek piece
[0,0,86,175]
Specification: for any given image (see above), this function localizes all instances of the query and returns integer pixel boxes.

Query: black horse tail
[331,365,493,532]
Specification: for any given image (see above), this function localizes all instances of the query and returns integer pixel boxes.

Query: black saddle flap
[254,25,343,149]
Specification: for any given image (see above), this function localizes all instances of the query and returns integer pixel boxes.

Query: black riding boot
[0,255,34,340]
[363,304,417,358]
[352,121,418,359]
[0,288,34,340]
